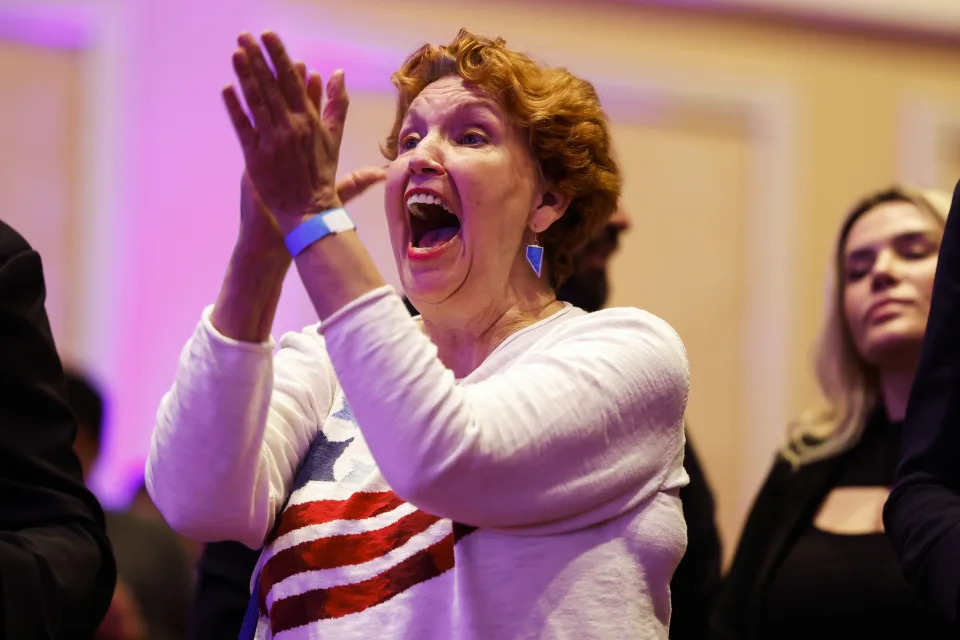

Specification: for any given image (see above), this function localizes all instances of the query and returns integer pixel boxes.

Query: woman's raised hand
[223,31,347,234]
[238,166,386,260]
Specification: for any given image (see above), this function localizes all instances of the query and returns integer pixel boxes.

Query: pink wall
[0,1,405,506]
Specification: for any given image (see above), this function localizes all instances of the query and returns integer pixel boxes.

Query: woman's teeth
[407,193,453,217]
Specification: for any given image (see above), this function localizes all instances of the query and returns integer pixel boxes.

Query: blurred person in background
[710,186,955,639]
[67,370,194,640]
[558,204,722,640]
[884,181,960,629]
[0,219,116,638]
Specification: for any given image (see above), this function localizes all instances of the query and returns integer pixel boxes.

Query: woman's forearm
[211,240,290,343]
[292,230,386,322]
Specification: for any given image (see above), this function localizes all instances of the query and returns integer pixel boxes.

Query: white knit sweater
[146,286,690,639]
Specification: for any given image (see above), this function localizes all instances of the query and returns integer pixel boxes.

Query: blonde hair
[782,186,951,467]
[382,29,621,287]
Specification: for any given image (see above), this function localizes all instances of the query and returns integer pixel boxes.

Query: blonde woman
[710,187,955,639]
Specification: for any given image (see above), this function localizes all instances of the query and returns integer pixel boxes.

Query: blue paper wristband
[284,208,355,257]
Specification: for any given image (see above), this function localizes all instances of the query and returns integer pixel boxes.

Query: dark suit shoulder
[0,219,32,260]
[0,219,116,636]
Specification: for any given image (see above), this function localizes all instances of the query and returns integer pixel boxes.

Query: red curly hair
[382,29,621,287]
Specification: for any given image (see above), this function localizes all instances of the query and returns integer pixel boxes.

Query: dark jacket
[0,220,116,637]
[187,540,261,640]
[671,437,722,640]
[884,179,960,628]
[708,451,839,640]
[106,510,194,640]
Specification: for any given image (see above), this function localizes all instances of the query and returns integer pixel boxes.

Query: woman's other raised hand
[223,31,348,234]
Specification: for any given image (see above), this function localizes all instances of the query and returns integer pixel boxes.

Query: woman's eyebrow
[891,230,937,243]
[399,110,423,132]
[845,230,939,260]
[844,247,875,264]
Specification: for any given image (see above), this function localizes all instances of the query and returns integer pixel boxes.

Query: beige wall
[5,0,960,548]
[0,41,83,362]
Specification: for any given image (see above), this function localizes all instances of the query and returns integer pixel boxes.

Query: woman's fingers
[232,49,273,131]
[261,31,306,112]
[222,85,256,151]
[322,70,350,155]
[336,167,387,205]
[238,33,287,123]
[306,71,324,116]
[226,30,345,220]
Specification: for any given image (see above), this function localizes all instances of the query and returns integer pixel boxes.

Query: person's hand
[94,579,147,640]
[236,166,386,262]
[223,31,349,234]
[234,58,384,259]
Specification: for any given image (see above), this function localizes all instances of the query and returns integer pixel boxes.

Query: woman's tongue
[419,226,459,249]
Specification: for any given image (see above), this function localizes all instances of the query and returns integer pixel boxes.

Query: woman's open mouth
[407,192,462,258]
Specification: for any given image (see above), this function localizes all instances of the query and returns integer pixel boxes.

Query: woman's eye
[461,131,487,146]
[899,243,933,259]
[844,260,872,282]
[400,134,420,151]
[845,269,868,283]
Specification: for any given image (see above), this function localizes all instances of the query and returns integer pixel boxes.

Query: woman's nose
[870,250,899,291]
[408,137,446,176]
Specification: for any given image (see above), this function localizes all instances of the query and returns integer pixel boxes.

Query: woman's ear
[530,187,571,233]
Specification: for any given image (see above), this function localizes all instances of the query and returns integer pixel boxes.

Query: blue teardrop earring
[525,233,544,278]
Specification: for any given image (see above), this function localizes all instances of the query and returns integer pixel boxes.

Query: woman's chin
[860,325,925,368]
[402,268,468,307]
[401,236,468,305]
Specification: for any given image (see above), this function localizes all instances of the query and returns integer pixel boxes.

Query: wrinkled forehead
[403,75,504,123]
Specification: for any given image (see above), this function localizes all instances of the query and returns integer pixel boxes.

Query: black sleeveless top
[759,411,954,638]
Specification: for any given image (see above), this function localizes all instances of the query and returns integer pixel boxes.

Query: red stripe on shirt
[268,531,456,631]
[269,490,404,540]
[258,508,443,613]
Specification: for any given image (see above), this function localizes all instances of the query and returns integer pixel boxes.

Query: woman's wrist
[233,232,291,273]
[211,241,290,343]
[277,190,343,236]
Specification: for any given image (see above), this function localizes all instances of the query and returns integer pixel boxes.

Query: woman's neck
[420,289,564,379]
[879,365,917,422]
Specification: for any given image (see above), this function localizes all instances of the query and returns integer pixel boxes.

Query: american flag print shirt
[149,289,691,640]
[246,391,474,638]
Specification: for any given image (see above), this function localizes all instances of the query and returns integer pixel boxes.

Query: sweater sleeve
[146,307,338,548]
[321,287,690,530]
